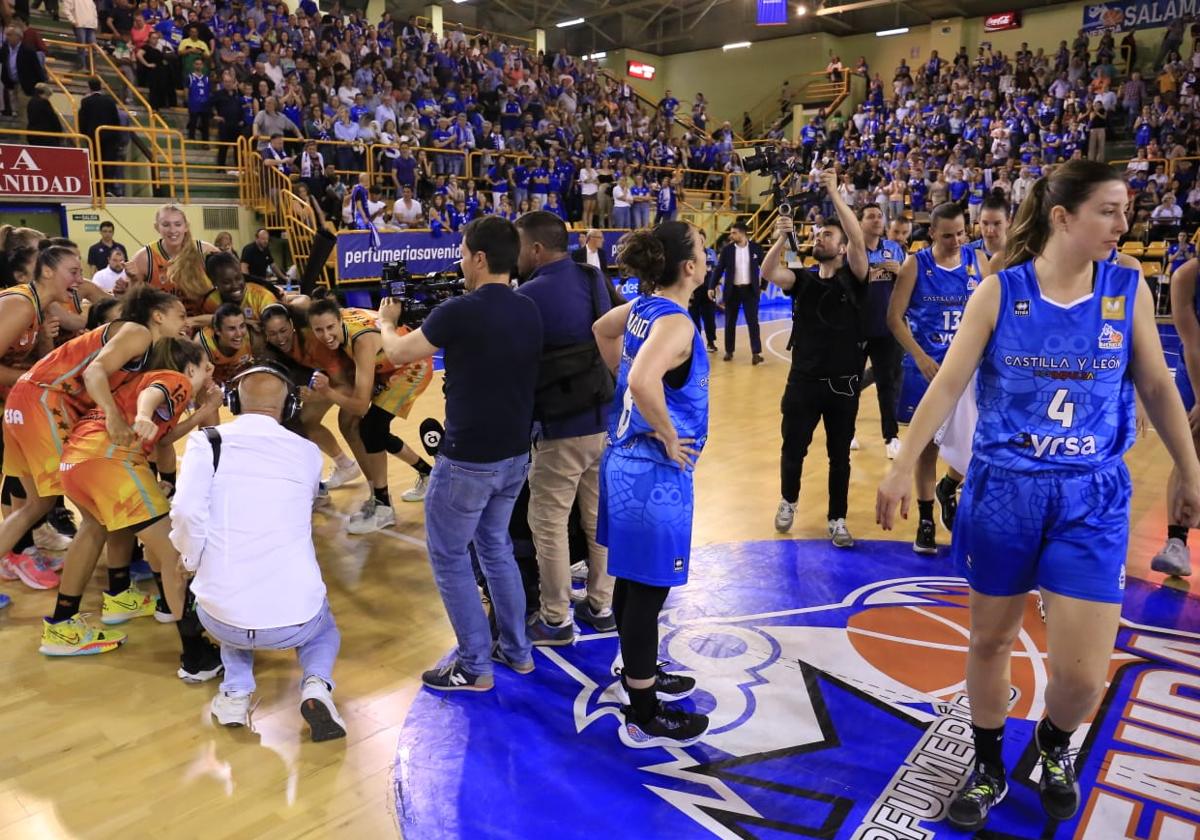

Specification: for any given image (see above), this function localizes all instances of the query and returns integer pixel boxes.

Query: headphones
[223,359,302,424]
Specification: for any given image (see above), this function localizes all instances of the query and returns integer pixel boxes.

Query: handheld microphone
[419,418,444,457]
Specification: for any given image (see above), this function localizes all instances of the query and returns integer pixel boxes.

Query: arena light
[796,3,808,15]
[722,41,752,51]
[556,17,585,27]
[583,51,607,60]
[875,26,909,36]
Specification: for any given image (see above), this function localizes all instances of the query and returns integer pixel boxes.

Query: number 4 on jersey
[1048,388,1075,429]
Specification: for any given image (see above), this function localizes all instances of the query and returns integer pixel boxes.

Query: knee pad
[383,435,405,456]
[3,475,26,503]
[358,405,394,454]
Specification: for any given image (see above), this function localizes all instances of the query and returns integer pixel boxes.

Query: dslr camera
[380,260,466,328]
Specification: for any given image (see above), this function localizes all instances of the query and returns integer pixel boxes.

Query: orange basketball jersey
[198,326,252,384]
[0,283,44,401]
[64,369,193,463]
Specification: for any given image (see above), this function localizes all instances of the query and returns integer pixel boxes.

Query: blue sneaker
[129,558,154,582]
[0,593,10,609]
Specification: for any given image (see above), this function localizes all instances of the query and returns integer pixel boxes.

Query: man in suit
[709,221,766,365]
[25,83,61,144]
[78,76,123,193]
[1,25,46,120]
[570,229,611,279]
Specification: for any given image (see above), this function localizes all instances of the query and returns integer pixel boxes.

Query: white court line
[325,509,428,550]
[763,323,792,364]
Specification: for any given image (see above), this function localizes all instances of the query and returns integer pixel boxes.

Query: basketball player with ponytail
[878,160,1200,830]
[126,204,218,324]
[591,221,710,749]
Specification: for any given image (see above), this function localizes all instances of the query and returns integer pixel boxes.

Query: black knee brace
[2,475,25,504]
[358,404,396,454]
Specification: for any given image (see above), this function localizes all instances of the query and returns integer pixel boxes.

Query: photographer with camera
[709,222,765,365]
[760,170,869,545]
[378,216,543,692]
[513,211,616,644]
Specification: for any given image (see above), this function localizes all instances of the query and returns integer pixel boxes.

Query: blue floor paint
[394,540,1199,839]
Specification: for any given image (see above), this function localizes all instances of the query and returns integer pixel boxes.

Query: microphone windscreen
[419,418,444,457]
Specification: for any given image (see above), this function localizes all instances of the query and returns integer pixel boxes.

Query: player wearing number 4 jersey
[878,161,1200,834]
[888,202,981,554]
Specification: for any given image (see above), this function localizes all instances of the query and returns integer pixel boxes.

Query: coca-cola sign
[983,10,1022,31]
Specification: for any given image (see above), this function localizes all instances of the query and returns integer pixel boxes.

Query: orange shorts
[372,358,433,418]
[2,382,72,497]
[59,458,169,532]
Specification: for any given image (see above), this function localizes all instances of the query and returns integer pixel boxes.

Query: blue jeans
[633,203,651,229]
[425,453,531,677]
[197,600,340,695]
[612,206,631,228]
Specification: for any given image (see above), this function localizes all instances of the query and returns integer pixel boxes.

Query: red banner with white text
[0,144,91,200]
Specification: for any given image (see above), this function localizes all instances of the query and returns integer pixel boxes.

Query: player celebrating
[877,160,1200,831]
[201,252,283,325]
[306,295,433,534]
[887,202,982,553]
[592,221,710,749]
[198,304,254,385]
[125,203,219,320]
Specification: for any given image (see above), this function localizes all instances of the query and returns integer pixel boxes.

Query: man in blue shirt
[515,212,616,645]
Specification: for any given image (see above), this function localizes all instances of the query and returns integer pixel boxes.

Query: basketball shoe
[618,703,709,749]
[774,500,796,533]
[913,519,937,555]
[401,474,430,503]
[1151,538,1192,577]
[828,518,854,548]
[39,614,126,656]
[614,664,697,702]
[1,550,60,589]
[346,499,395,534]
[101,586,157,625]
[1035,726,1081,820]
[946,766,1008,831]
[935,475,959,531]
[33,522,71,551]
[179,640,225,683]
[324,459,362,490]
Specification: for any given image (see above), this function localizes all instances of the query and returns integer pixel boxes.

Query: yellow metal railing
[94,124,188,201]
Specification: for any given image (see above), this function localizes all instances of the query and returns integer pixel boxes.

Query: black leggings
[613,577,670,682]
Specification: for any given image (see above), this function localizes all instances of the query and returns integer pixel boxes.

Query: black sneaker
[178,640,224,684]
[946,766,1008,831]
[48,505,77,538]
[706,341,717,353]
[421,660,494,692]
[935,476,959,531]
[491,642,534,675]
[616,663,697,701]
[574,600,616,632]
[913,519,937,555]
[527,614,574,646]
[154,595,174,623]
[618,703,709,749]
[1036,729,1081,820]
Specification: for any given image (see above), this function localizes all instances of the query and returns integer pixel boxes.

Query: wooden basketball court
[0,319,1183,839]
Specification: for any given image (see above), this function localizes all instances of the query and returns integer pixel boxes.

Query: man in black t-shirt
[86,221,125,274]
[762,170,869,546]
[379,216,543,693]
[240,228,286,284]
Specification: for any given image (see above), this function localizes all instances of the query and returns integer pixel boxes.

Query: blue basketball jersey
[906,245,982,362]
[608,295,709,466]
[972,259,1139,473]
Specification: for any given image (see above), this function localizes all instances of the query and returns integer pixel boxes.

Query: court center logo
[394,540,1200,840]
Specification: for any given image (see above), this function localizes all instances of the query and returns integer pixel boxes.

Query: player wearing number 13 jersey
[877,161,1200,834]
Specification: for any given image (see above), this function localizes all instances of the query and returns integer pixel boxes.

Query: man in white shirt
[710,222,765,364]
[392,185,424,228]
[170,365,346,742]
[90,246,127,293]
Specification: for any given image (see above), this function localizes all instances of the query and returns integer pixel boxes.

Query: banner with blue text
[757,0,788,25]
[1081,0,1197,33]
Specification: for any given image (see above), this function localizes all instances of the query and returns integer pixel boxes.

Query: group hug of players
[0,204,435,681]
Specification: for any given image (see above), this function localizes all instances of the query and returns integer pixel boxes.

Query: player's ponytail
[617,221,696,294]
[146,336,204,373]
[1004,159,1123,269]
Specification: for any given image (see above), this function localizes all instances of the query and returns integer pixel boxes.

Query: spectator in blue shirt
[186,65,212,142]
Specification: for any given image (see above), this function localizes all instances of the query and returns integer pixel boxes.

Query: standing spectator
[655,174,677,224]
[172,366,346,742]
[136,29,175,109]
[210,72,245,169]
[240,228,286,284]
[252,96,301,148]
[186,62,212,142]
[25,82,61,145]
[611,174,631,229]
[515,212,616,645]
[1087,101,1108,161]
[86,220,125,274]
[710,222,765,365]
[1,25,44,119]
[1159,17,1185,69]
[1120,72,1147,131]
[571,228,610,278]
[377,216,543,692]
[60,0,96,70]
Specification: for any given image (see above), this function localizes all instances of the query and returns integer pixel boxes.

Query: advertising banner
[983,11,1022,31]
[756,0,788,25]
[1081,0,1197,34]
[0,144,91,200]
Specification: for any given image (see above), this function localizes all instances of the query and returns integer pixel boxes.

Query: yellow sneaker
[101,586,157,625]
[39,614,126,657]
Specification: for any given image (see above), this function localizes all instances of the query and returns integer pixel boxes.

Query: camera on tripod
[380,260,466,327]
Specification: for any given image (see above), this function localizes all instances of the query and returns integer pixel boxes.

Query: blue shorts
[897,355,933,424]
[950,460,1132,604]
[597,449,694,588]
[1177,353,1194,411]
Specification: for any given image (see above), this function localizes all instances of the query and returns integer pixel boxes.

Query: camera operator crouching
[513,211,617,645]
[379,216,543,691]
[761,170,869,546]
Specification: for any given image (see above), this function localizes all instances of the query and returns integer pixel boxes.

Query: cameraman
[761,170,868,546]
[514,211,616,645]
[379,216,543,692]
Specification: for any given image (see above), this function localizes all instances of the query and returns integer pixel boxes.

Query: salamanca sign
[0,144,92,200]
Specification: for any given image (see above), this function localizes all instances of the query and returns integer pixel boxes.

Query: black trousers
[780,378,860,519]
[723,285,761,355]
[861,335,901,442]
[613,577,670,681]
[216,124,241,167]
[187,110,210,141]
[689,286,716,344]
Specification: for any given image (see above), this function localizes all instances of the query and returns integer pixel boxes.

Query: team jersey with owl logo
[64,369,193,462]
[972,259,1138,473]
[906,245,981,363]
[607,295,709,467]
[198,325,252,384]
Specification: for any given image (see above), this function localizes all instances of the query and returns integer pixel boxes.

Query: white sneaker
[885,437,902,460]
[828,518,854,548]
[346,499,395,535]
[211,691,252,727]
[401,474,429,503]
[33,523,71,551]
[1151,537,1193,577]
[774,500,796,533]
[300,676,347,742]
[570,560,588,582]
[324,460,362,489]
[849,437,860,451]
